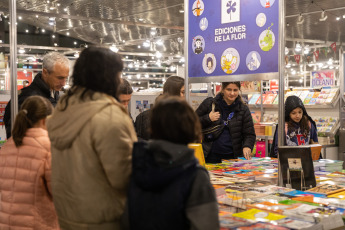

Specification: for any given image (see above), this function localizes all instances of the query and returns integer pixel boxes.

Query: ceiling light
[64,8,68,12]
[57,3,60,6]
[320,11,328,21]
[137,45,141,49]
[41,29,45,33]
[138,18,144,21]
[35,15,38,18]
[125,56,128,59]
[52,35,55,38]
[66,32,70,36]
[18,48,25,54]
[143,40,150,47]
[297,14,304,24]
[155,51,162,59]
[109,44,119,53]
[18,16,22,20]
[25,29,29,33]
[156,39,163,46]
[54,43,58,46]
[74,41,77,45]
[336,17,340,21]
[179,9,184,13]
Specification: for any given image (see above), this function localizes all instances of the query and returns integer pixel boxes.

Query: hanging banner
[313,50,319,61]
[294,55,301,65]
[188,0,279,78]
[330,42,337,53]
[311,70,335,87]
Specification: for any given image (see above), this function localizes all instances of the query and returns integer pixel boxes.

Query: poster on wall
[311,70,335,88]
[17,71,33,90]
[188,0,279,79]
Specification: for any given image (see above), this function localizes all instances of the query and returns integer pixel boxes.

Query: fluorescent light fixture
[109,44,119,53]
[297,14,304,24]
[18,48,25,54]
[320,11,328,21]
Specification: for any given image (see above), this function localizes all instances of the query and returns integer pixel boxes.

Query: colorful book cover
[235,222,289,230]
[251,111,261,124]
[312,92,320,99]
[249,94,260,104]
[306,184,345,195]
[273,95,279,104]
[263,93,277,104]
[299,91,309,103]
[246,202,290,214]
[327,191,345,199]
[232,208,286,222]
[308,98,317,105]
[276,218,315,229]
[303,92,314,104]
[282,190,326,198]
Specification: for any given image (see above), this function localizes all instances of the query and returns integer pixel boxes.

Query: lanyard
[224,112,234,125]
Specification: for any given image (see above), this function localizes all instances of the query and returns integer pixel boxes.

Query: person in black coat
[4,52,69,138]
[134,75,185,140]
[196,82,256,163]
[125,96,219,230]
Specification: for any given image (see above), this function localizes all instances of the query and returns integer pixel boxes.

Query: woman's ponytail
[12,96,53,147]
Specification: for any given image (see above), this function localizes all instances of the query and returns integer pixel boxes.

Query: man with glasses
[4,52,69,138]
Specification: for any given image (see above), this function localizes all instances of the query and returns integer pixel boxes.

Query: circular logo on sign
[220,48,240,74]
[260,0,275,8]
[256,13,267,27]
[192,35,205,54]
[192,0,205,17]
[259,23,275,52]
[200,17,208,31]
[246,51,261,71]
[202,53,216,74]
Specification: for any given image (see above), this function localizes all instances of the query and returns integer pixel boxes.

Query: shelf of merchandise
[248,94,340,110]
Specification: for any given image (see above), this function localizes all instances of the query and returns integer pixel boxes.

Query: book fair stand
[184,0,345,229]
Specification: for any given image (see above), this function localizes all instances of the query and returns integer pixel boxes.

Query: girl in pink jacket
[0,96,59,230]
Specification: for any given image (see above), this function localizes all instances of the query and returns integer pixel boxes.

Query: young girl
[271,95,318,157]
[0,96,59,230]
[126,96,219,230]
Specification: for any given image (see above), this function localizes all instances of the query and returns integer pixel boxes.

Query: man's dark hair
[60,47,123,110]
[119,79,133,95]
[150,96,201,145]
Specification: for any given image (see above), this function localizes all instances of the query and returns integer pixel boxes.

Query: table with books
[208,157,345,229]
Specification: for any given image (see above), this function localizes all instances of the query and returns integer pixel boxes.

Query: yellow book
[232,208,286,221]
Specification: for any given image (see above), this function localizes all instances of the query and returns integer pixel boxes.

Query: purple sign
[188,0,279,78]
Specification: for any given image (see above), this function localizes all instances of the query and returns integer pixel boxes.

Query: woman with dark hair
[0,96,58,230]
[47,47,137,230]
[271,95,318,157]
[126,96,219,230]
[196,82,256,162]
[135,75,185,140]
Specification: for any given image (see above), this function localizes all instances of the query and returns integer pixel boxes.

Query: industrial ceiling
[0,0,344,78]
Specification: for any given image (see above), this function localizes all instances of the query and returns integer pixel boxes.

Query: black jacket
[134,109,151,141]
[196,94,256,158]
[4,73,60,138]
[125,140,219,230]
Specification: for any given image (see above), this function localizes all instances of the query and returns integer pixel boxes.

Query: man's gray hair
[42,52,69,72]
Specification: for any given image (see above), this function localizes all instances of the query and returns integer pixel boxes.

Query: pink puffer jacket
[0,128,59,230]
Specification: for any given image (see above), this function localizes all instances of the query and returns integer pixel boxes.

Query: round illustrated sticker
[192,0,205,17]
[200,17,208,31]
[256,13,266,27]
[203,53,216,74]
[260,0,276,8]
[220,48,240,74]
[192,36,205,54]
[246,51,261,71]
[259,23,275,51]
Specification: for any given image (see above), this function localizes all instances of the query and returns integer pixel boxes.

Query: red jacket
[0,128,59,230]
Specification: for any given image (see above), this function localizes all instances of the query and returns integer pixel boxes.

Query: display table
[208,158,345,229]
